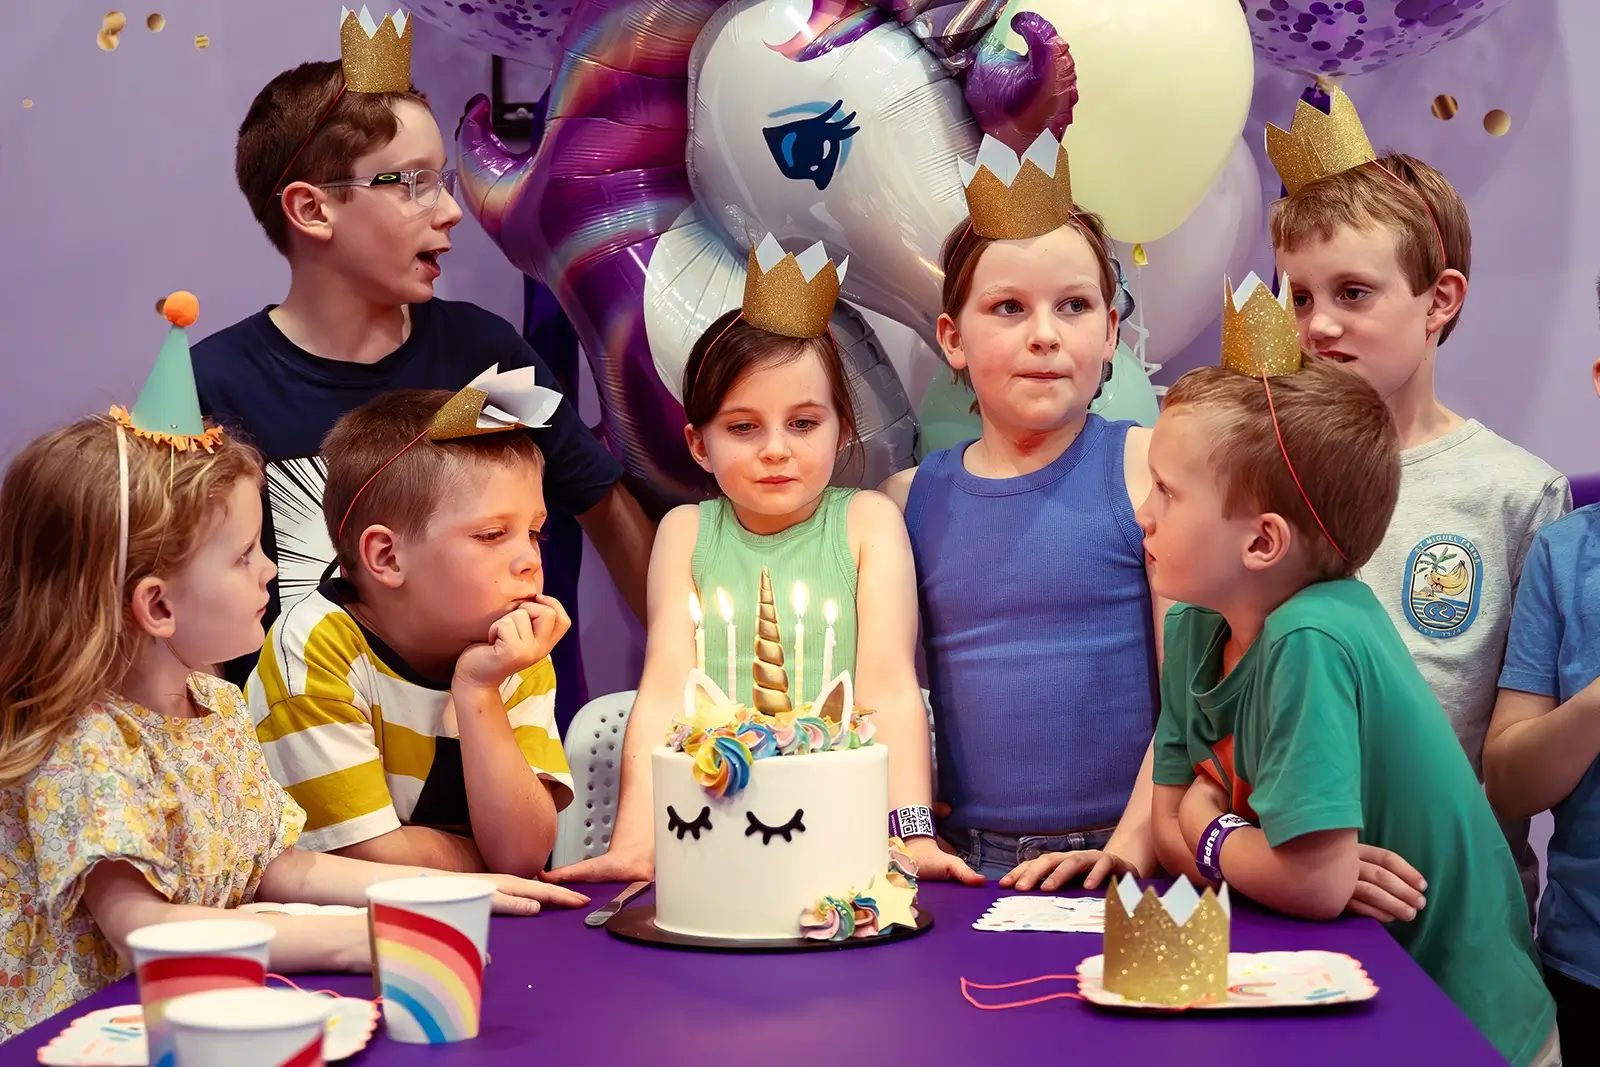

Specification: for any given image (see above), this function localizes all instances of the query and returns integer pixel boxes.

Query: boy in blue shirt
[1145,275,1557,1067]
[193,42,654,711]
[1485,354,1600,1061]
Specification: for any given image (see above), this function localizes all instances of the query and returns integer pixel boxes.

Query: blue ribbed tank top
[905,415,1159,833]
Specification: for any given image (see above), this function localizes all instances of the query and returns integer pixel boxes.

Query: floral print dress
[0,674,304,1037]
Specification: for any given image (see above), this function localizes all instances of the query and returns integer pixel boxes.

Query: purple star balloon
[1242,0,1518,77]
[407,0,572,64]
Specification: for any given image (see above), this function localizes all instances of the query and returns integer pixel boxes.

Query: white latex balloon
[1111,137,1263,371]
[1005,0,1254,243]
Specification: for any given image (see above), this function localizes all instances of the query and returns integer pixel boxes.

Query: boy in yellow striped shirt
[250,386,574,877]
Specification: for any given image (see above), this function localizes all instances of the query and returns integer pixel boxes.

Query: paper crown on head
[428,364,563,441]
[1265,88,1376,197]
[958,130,1074,241]
[340,6,413,93]
[1220,273,1303,378]
[1103,875,1231,1006]
[110,292,223,452]
[742,234,847,340]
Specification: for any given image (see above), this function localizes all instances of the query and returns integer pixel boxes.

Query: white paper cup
[126,919,276,1067]
[166,987,333,1067]
[364,876,494,1044]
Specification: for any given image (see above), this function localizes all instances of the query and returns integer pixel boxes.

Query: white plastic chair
[550,690,634,869]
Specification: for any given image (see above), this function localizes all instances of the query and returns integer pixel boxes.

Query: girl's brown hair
[0,418,263,784]
[680,310,863,481]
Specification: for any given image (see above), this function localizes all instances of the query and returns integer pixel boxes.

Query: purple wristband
[1195,813,1249,883]
[890,805,935,840]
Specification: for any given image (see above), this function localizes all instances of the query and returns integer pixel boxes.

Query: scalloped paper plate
[236,903,366,917]
[1076,950,1378,1010]
[36,995,379,1065]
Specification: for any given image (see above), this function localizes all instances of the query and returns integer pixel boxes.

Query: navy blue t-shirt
[192,298,623,686]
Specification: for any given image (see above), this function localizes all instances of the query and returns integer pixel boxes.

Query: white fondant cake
[652,744,889,940]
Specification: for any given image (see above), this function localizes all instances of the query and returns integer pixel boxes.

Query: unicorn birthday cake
[651,570,919,942]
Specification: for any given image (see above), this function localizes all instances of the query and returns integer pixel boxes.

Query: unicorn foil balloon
[456,0,1082,512]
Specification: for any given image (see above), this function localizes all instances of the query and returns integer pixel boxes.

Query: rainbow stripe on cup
[370,902,485,1043]
[137,955,267,1066]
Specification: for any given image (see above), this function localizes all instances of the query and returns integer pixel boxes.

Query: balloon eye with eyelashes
[666,805,713,840]
[745,808,806,845]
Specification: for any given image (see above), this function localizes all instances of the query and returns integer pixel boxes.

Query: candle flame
[792,581,808,617]
[824,599,837,625]
[688,590,703,625]
[716,586,733,622]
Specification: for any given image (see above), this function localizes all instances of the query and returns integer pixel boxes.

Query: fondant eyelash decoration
[666,805,713,841]
[745,808,806,845]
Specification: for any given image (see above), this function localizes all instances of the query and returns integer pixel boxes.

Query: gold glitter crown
[1103,875,1231,1007]
[1265,88,1376,197]
[957,131,1073,241]
[340,6,413,94]
[1221,273,1303,378]
[429,364,562,441]
[743,234,846,340]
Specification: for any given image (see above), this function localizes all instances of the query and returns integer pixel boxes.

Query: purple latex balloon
[407,0,570,63]
[1244,0,1516,77]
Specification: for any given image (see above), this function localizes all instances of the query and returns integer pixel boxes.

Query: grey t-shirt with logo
[1357,419,1569,910]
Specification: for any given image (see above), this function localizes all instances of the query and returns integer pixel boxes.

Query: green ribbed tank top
[691,486,859,708]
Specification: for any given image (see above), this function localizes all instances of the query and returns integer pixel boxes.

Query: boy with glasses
[192,41,653,696]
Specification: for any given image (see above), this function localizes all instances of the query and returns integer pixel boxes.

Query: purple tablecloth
[0,882,1508,1066]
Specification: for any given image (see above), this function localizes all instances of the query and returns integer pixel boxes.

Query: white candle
[822,598,837,687]
[688,590,705,674]
[716,587,735,699]
[792,582,808,705]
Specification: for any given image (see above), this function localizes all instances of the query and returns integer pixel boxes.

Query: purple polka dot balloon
[1242,0,1517,77]
[406,0,571,64]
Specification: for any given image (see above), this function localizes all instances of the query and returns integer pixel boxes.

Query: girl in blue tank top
[882,133,1166,887]
[549,236,964,886]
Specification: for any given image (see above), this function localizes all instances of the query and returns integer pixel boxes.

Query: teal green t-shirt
[1154,580,1552,1067]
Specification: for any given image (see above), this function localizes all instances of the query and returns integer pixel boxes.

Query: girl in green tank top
[552,240,969,887]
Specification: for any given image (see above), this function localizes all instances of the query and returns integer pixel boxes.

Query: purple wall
[0,0,1592,709]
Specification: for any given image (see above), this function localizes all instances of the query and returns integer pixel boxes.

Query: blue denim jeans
[941,826,1117,882]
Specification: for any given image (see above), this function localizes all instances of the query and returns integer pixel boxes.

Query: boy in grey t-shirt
[1266,90,1569,920]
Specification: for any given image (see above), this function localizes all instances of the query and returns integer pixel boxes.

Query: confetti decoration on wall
[1431,95,1458,121]
[22,99,33,108]
[147,13,165,31]
[97,10,126,51]
[194,33,209,49]
[1484,109,1512,136]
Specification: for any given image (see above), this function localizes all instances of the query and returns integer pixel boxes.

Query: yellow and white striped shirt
[248,580,573,853]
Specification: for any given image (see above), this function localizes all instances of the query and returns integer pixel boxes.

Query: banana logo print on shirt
[1402,534,1484,639]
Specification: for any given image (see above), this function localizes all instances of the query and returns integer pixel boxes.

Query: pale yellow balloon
[1003,0,1255,243]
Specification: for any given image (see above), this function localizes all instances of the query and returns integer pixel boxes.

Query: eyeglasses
[313,168,458,210]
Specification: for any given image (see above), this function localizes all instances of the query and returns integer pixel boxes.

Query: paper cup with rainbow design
[126,919,276,1067]
[165,987,333,1067]
[365,876,493,1044]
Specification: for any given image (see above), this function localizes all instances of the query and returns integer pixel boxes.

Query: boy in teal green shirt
[1139,277,1557,1067]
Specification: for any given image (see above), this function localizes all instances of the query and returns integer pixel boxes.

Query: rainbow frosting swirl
[799,837,922,942]
[668,704,876,798]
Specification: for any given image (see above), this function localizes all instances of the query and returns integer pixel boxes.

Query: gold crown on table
[1103,875,1231,1006]
[1265,88,1377,197]
[340,6,413,94]
[1220,272,1303,378]
[957,130,1074,241]
[742,235,847,340]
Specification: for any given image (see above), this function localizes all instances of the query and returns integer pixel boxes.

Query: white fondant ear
[813,671,853,730]
[683,669,736,731]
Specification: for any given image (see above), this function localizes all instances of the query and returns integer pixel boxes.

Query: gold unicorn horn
[751,567,792,714]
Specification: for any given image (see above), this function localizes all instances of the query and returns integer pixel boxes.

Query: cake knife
[585,881,651,927]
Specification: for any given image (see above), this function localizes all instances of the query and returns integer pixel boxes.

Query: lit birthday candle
[792,582,808,705]
[822,599,837,686]
[716,587,735,699]
[688,590,705,674]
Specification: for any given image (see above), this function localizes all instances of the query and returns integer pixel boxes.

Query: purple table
[1,883,1506,1066]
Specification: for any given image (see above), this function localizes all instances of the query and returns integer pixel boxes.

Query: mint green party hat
[111,291,222,451]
